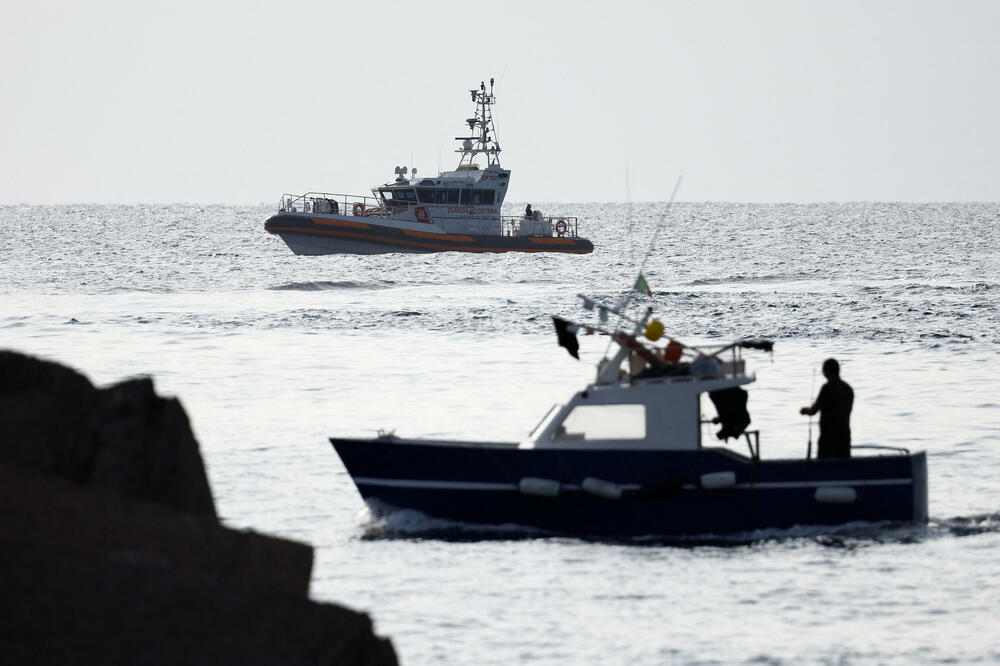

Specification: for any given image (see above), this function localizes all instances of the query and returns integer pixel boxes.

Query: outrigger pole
[599,175,683,359]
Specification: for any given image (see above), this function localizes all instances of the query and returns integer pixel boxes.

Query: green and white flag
[634,273,652,297]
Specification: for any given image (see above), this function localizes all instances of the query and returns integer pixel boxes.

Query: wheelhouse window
[446,189,460,204]
[417,188,450,204]
[551,404,646,441]
[385,190,417,201]
[460,189,495,205]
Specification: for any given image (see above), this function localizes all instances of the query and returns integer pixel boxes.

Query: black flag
[739,339,774,352]
[552,316,579,359]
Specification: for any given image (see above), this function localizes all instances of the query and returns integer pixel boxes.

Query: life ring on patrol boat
[555,219,568,236]
[353,202,365,216]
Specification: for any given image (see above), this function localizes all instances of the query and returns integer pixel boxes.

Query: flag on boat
[634,273,653,297]
[552,316,580,359]
[739,339,774,352]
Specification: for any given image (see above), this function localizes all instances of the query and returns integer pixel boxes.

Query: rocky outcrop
[0,350,215,517]
[0,350,397,665]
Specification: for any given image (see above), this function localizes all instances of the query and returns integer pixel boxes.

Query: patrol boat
[264,80,593,255]
[331,284,928,538]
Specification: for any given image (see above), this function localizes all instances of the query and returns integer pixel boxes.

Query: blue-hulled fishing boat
[331,283,928,538]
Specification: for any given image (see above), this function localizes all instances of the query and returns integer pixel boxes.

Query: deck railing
[278,192,383,216]
[278,193,580,238]
[499,215,581,239]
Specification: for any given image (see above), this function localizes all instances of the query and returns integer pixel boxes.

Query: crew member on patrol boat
[800,358,854,459]
[524,203,533,218]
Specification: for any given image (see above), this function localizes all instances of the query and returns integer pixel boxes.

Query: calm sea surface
[2,202,998,664]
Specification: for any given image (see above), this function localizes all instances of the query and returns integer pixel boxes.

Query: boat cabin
[375,164,510,213]
[524,303,768,453]
[522,371,754,452]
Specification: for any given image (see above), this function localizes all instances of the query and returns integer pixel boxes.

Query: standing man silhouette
[800,358,854,458]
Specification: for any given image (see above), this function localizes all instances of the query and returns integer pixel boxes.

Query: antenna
[456,78,502,169]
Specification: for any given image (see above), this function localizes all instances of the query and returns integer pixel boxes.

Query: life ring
[353,202,365,216]
[555,219,568,236]
[414,206,430,223]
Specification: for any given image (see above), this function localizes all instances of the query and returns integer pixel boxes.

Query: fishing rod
[807,368,816,459]
[637,176,683,282]
[626,164,633,265]
[600,175,683,358]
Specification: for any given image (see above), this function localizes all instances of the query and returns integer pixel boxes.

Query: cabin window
[468,190,495,205]
[447,189,460,204]
[385,189,415,202]
[419,189,449,204]
[552,404,646,441]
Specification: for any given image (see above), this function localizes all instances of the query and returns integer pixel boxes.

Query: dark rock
[0,350,216,517]
[0,535,397,666]
[0,351,397,665]
[0,466,313,596]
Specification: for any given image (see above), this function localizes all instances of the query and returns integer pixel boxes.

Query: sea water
[1,202,998,664]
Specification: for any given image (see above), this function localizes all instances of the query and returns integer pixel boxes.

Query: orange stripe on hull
[402,229,476,242]
[528,237,576,245]
[310,217,371,230]
[267,226,592,253]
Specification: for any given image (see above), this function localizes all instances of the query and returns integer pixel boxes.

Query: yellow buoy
[644,319,664,342]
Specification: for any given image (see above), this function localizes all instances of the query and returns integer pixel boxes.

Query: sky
[1,0,998,204]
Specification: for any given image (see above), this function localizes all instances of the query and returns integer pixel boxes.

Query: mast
[455,78,501,169]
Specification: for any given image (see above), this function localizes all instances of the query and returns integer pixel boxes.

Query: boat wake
[930,512,1000,537]
[355,502,1000,546]
[685,271,820,287]
[356,501,553,542]
[268,280,395,291]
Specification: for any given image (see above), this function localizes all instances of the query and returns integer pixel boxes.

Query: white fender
[700,471,736,489]
[582,477,623,500]
[518,477,560,497]
[815,486,857,504]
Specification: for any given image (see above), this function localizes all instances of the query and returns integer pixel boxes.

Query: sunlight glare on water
[1,201,998,664]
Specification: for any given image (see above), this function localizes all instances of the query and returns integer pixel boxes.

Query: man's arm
[800,386,824,416]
